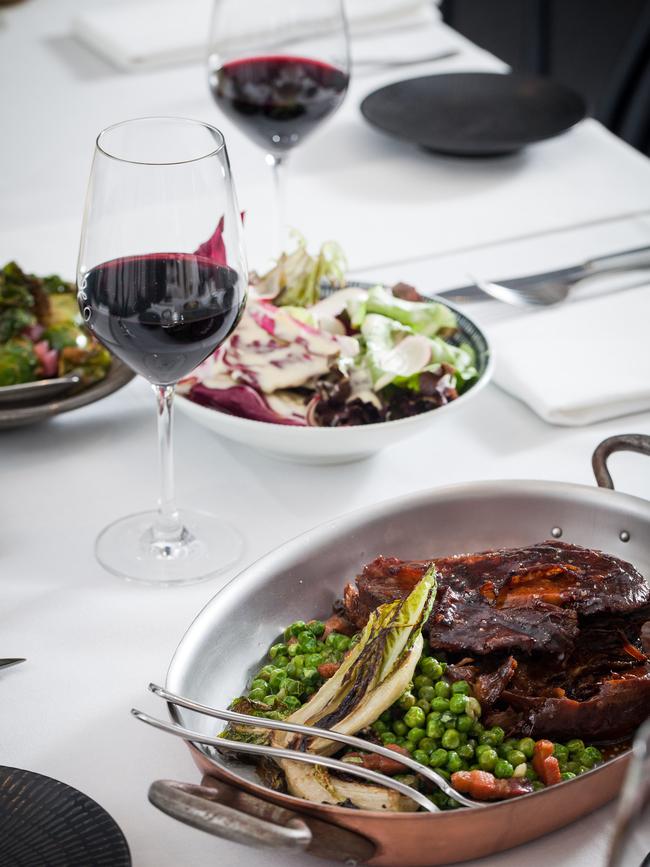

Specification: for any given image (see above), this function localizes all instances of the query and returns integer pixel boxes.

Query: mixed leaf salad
[222,572,605,811]
[0,262,111,388]
[179,239,478,427]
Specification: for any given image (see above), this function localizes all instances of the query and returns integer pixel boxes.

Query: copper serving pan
[155,434,650,866]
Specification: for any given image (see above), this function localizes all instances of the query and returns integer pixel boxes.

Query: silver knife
[0,658,26,670]
[438,244,650,302]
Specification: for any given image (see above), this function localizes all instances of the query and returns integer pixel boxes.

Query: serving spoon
[0,375,81,406]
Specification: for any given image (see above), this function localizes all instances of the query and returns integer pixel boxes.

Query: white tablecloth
[1,3,649,866]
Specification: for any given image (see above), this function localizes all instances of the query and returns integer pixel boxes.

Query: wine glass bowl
[77,117,247,585]
[207,0,350,251]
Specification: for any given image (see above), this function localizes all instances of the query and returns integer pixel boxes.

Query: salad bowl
[176,290,492,464]
[151,435,650,865]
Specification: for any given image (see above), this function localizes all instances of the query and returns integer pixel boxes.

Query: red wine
[210,55,349,153]
[80,254,245,385]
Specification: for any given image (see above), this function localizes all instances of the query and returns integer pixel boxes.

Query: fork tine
[132,708,438,813]
[148,683,483,808]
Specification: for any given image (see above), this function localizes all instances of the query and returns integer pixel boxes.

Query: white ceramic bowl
[176,295,493,464]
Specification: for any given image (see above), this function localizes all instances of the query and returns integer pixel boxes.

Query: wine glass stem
[266,152,288,255]
[153,384,183,544]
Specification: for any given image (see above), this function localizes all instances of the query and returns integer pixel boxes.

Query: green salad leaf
[255,237,346,308]
[365,285,457,337]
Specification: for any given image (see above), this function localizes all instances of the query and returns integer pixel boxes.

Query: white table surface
[1,2,650,866]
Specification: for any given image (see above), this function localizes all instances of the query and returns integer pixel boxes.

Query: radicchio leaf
[188,382,306,426]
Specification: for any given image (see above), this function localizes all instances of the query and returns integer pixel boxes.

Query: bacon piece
[531,740,561,786]
[344,744,410,776]
[451,770,533,801]
[322,614,356,639]
[317,662,340,679]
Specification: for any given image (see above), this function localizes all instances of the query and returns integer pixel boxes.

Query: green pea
[418,685,436,702]
[416,699,431,715]
[258,664,277,681]
[398,692,416,711]
[449,694,467,715]
[525,766,538,782]
[431,697,450,713]
[274,656,290,669]
[263,695,276,707]
[297,632,319,652]
[518,737,536,759]
[288,621,306,637]
[434,681,451,699]
[479,732,497,747]
[458,743,475,760]
[307,619,325,637]
[268,672,285,691]
[478,748,498,771]
[440,711,455,725]
[566,739,584,754]
[407,727,426,745]
[304,653,323,668]
[429,748,448,768]
[404,706,426,729]
[506,749,527,768]
[301,667,318,683]
[504,738,519,749]
[565,760,580,774]
[414,675,433,690]
[451,680,470,695]
[269,642,287,659]
[413,749,430,766]
[427,711,442,723]
[421,657,443,680]
[532,781,545,791]
[475,744,492,758]
[283,695,301,709]
[579,747,602,768]
[393,720,408,737]
[250,678,267,692]
[430,793,448,809]
[248,688,267,702]
[456,714,473,733]
[494,759,514,779]
[490,726,505,745]
[426,719,444,739]
[331,634,351,652]
[285,678,304,695]
[561,771,577,781]
[446,750,463,772]
[381,732,398,744]
[372,721,387,735]
[419,737,436,753]
[441,729,461,750]
[287,643,299,657]
[437,768,451,781]
[380,711,392,724]
[551,742,566,761]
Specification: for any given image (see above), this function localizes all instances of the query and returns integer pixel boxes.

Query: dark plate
[0,358,134,430]
[360,72,587,156]
[0,766,131,866]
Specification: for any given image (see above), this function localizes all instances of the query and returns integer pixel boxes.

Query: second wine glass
[77,117,248,585]
[208,0,350,253]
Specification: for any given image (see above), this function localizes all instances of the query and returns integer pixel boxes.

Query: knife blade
[0,658,26,670]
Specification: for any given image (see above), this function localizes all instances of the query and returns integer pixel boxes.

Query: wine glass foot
[95,509,243,586]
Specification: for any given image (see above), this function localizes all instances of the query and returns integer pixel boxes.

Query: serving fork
[133,683,490,811]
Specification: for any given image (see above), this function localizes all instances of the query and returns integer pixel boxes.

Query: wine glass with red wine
[208,0,350,252]
[77,117,247,585]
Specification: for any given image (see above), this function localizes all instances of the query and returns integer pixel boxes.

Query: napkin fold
[73,0,437,72]
[489,285,650,426]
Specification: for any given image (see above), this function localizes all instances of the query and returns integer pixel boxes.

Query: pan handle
[149,779,311,851]
[592,434,650,490]
[148,778,375,863]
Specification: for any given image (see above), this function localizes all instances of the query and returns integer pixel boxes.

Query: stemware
[77,117,247,585]
[207,0,350,253]
[608,718,650,867]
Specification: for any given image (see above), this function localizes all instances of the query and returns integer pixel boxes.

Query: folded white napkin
[489,285,650,426]
[73,0,437,72]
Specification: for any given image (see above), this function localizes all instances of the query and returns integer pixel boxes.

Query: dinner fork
[466,245,650,307]
[133,682,490,810]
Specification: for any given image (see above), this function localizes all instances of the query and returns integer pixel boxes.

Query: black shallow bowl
[360,72,587,156]
[0,766,131,866]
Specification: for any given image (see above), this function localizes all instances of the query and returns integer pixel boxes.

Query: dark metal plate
[0,766,131,866]
[360,72,587,156]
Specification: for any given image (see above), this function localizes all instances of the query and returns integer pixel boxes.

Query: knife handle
[586,245,650,274]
